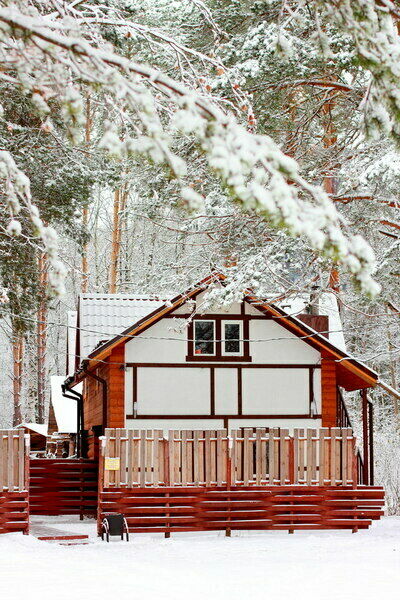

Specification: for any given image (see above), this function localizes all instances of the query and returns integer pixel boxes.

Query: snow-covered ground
[1,516,400,599]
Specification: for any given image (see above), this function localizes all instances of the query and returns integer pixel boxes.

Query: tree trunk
[81,94,92,293]
[37,253,48,424]
[322,86,341,300]
[12,331,24,426]
[109,188,121,293]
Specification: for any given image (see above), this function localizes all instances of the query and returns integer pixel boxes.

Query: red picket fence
[98,485,385,535]
[30,458,98,516]
[0,430,30,534]
[100,427,359,488]
[97,428,385,534]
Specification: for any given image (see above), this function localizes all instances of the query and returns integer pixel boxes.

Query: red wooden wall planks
[321,357,337,427]
[30,459,98,516]
[98,485,385,535]
[0,491,29,534]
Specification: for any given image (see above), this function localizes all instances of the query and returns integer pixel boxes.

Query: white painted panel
[125,319,187,363]
[242,368,309,414]
[249,320,320,364]
[215,369,238,414]
[313,369,321,413]
[172,303,194,315]
[137,367,210,415]
[245,302,264,315]
[124,366,132,416]
[229,418,321,432]
[126,419,223,434]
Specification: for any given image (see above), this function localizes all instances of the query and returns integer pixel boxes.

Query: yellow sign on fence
[105,457,120,471]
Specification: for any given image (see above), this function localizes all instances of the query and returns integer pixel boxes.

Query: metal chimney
[308,285,320,316]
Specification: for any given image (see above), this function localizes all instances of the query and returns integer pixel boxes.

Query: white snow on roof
[50,375,81,433]
[16,422,48,436]
[79,294,165,358]
[277,292,346,352]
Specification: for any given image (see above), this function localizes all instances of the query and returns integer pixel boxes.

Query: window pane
[225,323,240,353]
[194,321,214,355]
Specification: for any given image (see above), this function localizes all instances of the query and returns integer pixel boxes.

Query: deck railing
[0,429,30,491]
[100,427,359,489]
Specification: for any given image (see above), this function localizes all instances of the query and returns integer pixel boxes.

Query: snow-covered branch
[0,2,383,295]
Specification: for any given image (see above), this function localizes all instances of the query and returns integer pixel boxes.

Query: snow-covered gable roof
[50,375,81,433]
[77,294,165,360]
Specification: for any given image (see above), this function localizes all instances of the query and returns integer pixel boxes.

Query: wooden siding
[108,346,125,428]
[98,486,385,534]
[82,346,125,458]
[321,357,337,427]
[0,491,29,534]
[30,458,98,516]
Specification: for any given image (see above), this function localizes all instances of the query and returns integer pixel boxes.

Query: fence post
[288,437,295,484]
[361,390,369,486]
[368,401,374,486]
[352,438,358,489]
[226,442,232,537]
[24,434,30,535]
[97,436,105,536]
[164,437,171,538]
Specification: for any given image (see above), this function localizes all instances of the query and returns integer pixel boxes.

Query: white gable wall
[125,319,186,363]
[124,298,322,432]
[249,320,320,364]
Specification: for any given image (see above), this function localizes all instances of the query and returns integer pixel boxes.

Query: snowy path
[1,516,399,599]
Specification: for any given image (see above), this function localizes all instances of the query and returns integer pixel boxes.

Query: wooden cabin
[65,273,380,478]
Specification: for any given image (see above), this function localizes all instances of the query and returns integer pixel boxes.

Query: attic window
[223,321,242,355]
[194,320,215,355]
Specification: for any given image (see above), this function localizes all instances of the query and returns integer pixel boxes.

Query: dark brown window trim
[238,366,242,415]
[210,367,215,415]
[215,319,222,358]
[126,362,321,369]
[185,355,252,363]
[126,413,322,420]
[188,317,249,361]
[164,313,270,320]
[132,366,137,413]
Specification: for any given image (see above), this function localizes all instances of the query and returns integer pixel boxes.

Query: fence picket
[0,430,29,492]
[319,428,328,485]
[330,428,338,485]
[216,430,223,486]
[193,430,200,485]
[98,427,360,490]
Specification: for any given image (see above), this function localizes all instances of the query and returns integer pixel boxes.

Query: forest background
[0,1,398,510]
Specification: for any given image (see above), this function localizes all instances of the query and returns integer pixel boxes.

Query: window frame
[186,317,251,362]
[193,319,216,357]
[221,320,243,356]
